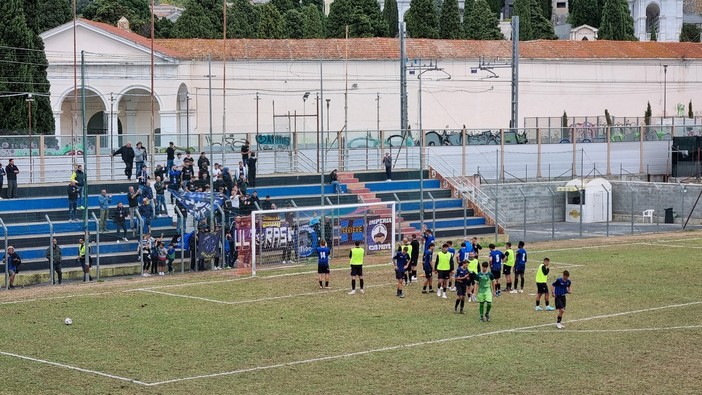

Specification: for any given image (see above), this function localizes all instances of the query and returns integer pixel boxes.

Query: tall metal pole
[510,16,520,129]
[320,60,325,206]
[26,94,33,183]
[418,71,424,231]
[222,0,228,166]
[400,21,407,137]
[72,0,78,166]
[186,93,190,152]
[208,56,214,226]
[376,93,380,134]
[255,92,260,140]
[663,64,668,118]
[495,149,499,242]
[150,0,156,172]
[110,93,114,180]
[81,51,89,247]
[326,99,330,131]
[579,148,584,238]
[343,26,349,169]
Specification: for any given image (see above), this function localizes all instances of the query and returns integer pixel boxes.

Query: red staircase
[338,172,418,235]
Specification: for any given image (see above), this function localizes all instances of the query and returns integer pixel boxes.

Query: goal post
[243,201,397,276]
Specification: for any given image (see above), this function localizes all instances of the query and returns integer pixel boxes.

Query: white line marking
[531,243,648,253]
[0,292,113,306]
[0,351,148,386]
[138,282,396,306]
[642,243,702,249]
[514,325,702,334]
[144,300,702,386]
[131,262,391,291]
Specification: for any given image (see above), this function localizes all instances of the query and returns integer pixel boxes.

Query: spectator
[166,242,176,273]
[222,167,233,196]
[134,142,147,176]
[194,173,209,192]
[139,198,154,234]
[139,232,153,277]
[168,164,182,204]
[213,174,225,194]
[154,176,168,217]
[247,152,257,188]
[156,241,167,276]
[181,158,193,188]
[3,246,21,289]
[250,191,260,209]
[5,159,19,198]
[70,164,85,196]
[166,142,176,170]
[234,161,247,181]
[78,238,92,282]
[113,142,135,180]
[230,187,241,216]
[46,238,62,285]
[127,186,141,233]
[236,173,248,196]
[241,140,250,162]
[0,160,5,199]
[198,152,210,173]
[383,153,392,181]
[261,195,273,210]
[67,180,79,221]
[212,163,222,178]
[330,169,342,194]
[98,189,112,232]
[154,164,166,182]
[141,180,154,202]
[113,202,129,241]
[137,164,149,192]
[198,164,209,180]
[173,152,183,168]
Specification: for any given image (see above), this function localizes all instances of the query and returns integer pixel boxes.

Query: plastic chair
[642,209,654,223]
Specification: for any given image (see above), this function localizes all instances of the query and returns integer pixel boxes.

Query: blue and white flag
[172,191,224,220]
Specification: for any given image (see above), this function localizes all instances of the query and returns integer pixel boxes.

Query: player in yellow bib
[503,241,515,293]
[348,241,365,295]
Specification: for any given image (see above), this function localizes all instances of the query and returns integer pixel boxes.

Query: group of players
[315,228,572,329]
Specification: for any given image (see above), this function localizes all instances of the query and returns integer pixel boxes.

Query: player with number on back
[421,243,435,294]
[393,246,410,298]
[552,270,572,329]
[317,239,331,289]
[348,241,365,295]
[512,241,527,293]
[488,244,505,296]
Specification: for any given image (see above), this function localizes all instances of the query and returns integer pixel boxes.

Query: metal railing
[90,212,101,281]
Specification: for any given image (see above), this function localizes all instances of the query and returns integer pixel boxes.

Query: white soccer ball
[64,318,73,325]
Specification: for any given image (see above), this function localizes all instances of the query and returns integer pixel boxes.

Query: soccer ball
[64,318,73,325]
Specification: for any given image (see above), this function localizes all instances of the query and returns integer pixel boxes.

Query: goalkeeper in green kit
[472,261,496,322]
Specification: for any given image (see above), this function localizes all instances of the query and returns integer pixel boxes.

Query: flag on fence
[171,191,224,220]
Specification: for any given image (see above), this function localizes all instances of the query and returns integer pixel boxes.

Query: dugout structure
[244,202,397,276]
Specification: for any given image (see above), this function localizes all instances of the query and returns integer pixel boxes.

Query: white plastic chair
[642,209,654,223]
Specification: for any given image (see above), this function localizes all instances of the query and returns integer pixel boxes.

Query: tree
[171,1,217,38]
[529,0,557,40]
[258,3,285,39]
[650,25,657,41]
[465,0,503,40]
[383,0,399,37]
[326,0,386,38]
[0,0,54,134]
[486,0,502,15]
[272,0,296,15]
[604,109,612,126]
[569,0,599,28]
[439,0,463,39]
[680,23,701,42]
[538,0,551,21]
[155,17,174,39]
[644,101,652,125]
[302,0,325,14]
[284,9,305,38]
[82,0,151,35]
[689,100,694,118]
[302,4,325,38]
[228,0,260,38]
[405,0,438,38]
[512,0,533,40]
[599,0,636,41]
[30,0,72,32]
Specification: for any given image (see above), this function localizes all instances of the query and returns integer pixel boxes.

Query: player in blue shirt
[422,227,435,252]
[552,270,572,329]
[453,259,470,314]
[513,241,527,293]
[458,241,473,264]
[393,246,410,298]
[421,243,435,293]
[316,239,331,289]
[447,240,457,291]
[488,244,505,296]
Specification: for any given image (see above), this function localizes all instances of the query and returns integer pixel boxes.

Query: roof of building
[79,19,702,61]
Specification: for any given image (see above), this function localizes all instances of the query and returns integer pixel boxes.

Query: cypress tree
[512,0,532,40]
[529,0,557,39]
[599,0,636,40]
[383,0,399,37]
[0,0,54,134]
[569,0,600,28]
[284,9,306,38]
[405,0,439,38]
[171,1,217,38]
[258,3,285,39]
[486,0,502,15]
[302,4,325,38]
[465,0,504,40]
[439,0,463,38]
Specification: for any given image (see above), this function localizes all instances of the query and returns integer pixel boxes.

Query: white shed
[561,178,612,223]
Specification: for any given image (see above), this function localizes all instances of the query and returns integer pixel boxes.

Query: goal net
[234,201,397,276]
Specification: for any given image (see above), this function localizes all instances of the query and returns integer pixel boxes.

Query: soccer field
[1,232,701,394]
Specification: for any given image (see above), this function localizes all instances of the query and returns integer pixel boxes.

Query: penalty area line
[513,324,702,334]
[143,300,702,387]
[0,350,148,386]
